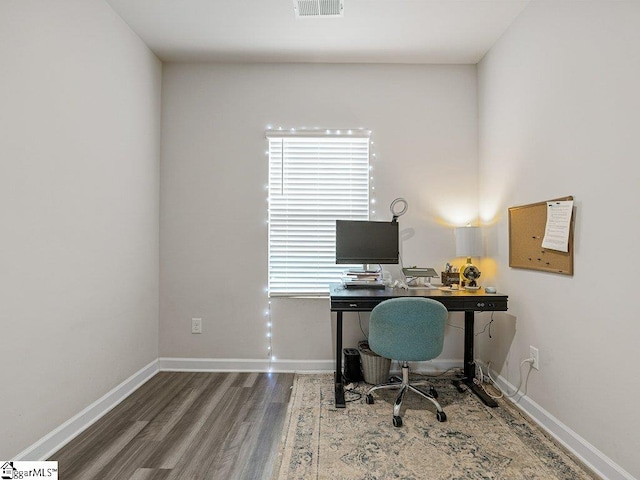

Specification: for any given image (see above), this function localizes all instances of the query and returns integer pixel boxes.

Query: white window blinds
[267,131,371,296]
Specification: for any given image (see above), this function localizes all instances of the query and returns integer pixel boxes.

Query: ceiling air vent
[293,0,344,18]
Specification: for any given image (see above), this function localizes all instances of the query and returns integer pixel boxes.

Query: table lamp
[455,226,482,288]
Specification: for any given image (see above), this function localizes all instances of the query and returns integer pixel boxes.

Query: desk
[330,284,508,408]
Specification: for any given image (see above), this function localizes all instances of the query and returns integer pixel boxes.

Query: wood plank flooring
[50,372,295,480]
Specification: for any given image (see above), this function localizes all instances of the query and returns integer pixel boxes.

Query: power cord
[358,312,368,338]
[447,312,495,337]
[474,357,535,399]
[344,382,364,402]
[475,313,495,338]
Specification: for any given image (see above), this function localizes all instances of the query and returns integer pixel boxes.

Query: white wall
[159,63,480,366]
[477,1,640,478]
[0,0,162,459]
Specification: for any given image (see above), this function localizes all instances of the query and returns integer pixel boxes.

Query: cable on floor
[343,382,364,402]
[474,358,535,399]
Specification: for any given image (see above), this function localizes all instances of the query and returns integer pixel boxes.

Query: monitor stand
[408,278,437,289]
[403,267,438,289]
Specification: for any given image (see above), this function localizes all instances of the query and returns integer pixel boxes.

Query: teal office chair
[365,297,448,426]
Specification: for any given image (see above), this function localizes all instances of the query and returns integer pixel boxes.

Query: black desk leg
[335,311,346,408]
[452,311,498,408]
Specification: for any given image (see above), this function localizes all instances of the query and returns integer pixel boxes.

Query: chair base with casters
[365,361,447,426]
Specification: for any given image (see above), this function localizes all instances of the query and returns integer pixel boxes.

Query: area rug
[273,373,597,480]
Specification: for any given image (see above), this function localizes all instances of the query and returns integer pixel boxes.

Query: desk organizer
[441,272,460,287]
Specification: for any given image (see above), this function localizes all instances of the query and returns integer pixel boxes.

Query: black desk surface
[329,283,508,313]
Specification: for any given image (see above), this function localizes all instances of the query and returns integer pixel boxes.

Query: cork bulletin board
[508,196,574,275]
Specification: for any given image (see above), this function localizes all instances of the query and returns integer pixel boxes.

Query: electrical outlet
[191,318,202,334]
[529,346,539,370]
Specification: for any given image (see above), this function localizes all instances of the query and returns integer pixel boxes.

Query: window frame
[266,129,372,297]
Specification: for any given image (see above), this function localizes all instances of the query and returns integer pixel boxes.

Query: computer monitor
[335,220,399,265]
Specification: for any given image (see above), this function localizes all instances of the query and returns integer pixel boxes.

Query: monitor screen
[335,220,399,265]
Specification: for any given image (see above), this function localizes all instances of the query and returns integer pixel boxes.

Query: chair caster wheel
[429,386,438,399]
[392,416,403,427]
[365,394,374,405]
[436,411,447,422]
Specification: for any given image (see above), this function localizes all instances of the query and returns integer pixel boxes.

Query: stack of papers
[342,269,383,287]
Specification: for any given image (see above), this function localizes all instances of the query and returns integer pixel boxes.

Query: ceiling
[104,0,530,64]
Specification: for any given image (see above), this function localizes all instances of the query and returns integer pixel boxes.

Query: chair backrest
[368,297,448,362]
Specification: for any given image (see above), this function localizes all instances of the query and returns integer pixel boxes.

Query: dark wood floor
[50,371,295,480]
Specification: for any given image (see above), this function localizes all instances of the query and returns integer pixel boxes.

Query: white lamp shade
[455,226,482,258]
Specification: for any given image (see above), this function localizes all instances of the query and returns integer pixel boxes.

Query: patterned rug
[273,373,597,480]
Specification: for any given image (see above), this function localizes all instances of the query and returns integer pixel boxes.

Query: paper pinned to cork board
[541,200,574,252]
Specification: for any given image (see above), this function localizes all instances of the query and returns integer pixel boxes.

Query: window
[267,130,371,296]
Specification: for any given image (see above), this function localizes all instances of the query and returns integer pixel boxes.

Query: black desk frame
[330,284,508,408]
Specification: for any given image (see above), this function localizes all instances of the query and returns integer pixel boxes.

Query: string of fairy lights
[264,126,377,373]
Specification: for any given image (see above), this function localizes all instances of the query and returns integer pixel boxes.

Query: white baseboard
[158,357,463,375]
[402,359,462,374]
[158,357,335,372]
[15,360,159,461]
[483,363,635,480]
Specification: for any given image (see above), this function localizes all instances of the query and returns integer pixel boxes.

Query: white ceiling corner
[104,0,531,64]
